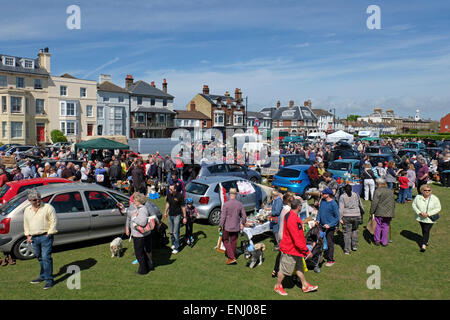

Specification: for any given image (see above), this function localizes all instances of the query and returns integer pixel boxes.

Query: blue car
[0,144,21,152]
[327,159,361,179]
[272,165,311,196]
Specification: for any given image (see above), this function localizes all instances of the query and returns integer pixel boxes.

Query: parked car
[397,149,429,160]
[51,142,72,149]
[364,145,395,155]
[0,178,73,205]
[328,149,362,163]
[0,144,21,152]
[425,147,443,160]
[261,154,311,176]
[327,159,361,179]
[272,165,311,197]
[197,163,261,183]
[0,183,159,260]
[403,142,426,150]
[368,154,402,167]
[184,176,267,225]
[4,146,35,155]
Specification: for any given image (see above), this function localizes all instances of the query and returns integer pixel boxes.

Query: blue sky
[1,0,450,120]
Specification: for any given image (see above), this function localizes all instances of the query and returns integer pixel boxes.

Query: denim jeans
[387,182,393,189]
[169,215,181,250]
[31,234,54,284]
[398,188,407,203]
[406,187,413,200]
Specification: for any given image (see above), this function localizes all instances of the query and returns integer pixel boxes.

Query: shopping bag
[367,214,376,235]
[302,257,308,273]
[216,236,226,253]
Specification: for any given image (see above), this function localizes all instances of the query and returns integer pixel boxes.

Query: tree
[346,115,361,122]
[51,129,68,143]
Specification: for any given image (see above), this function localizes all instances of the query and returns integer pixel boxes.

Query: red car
[0,178,73,204]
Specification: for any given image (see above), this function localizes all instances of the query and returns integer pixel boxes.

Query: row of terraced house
[1,48,332,145]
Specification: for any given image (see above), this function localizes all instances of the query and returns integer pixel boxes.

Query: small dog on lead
[244,243,265,268]
[110,237,123,258]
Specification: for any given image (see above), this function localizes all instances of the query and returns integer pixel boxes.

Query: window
[2,96,6,112]
[16,77,24,88]
[36,99,44,114]
[112,122,123,135]
[11,97,21,113]
[114,107,123,119]
[103,96,109,102]
[18,184,44,195]
[34,79,42,89]
[209,164,228,174]
[0,75,7,87]
[110,192,130,207]
[203,120,207,127]
[4,57,14,66]
[97,106,104,119]
[60,86,67,96]
[84,191,117,211]
[24,60,34,69]
[80,88,86,97]
[163,99,167,107]
[292,120,297,127]
[2,122,6,139]
[214,112,224,126]
[137,97,143,105]
[11,122,23,138]
[151,98,155,106]
[66,102,76,116]
[66,122,76,135]
[51,192,84,214]
[118,96,124,103]
[227,115,231,125]
[228,164,244,172]
[86,105,93,117]
[233,113,243,126]
[135,113,145,123]
[97,125,103,135]
[158,114,165,123]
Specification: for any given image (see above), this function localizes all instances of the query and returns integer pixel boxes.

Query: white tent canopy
[326,130,354,143]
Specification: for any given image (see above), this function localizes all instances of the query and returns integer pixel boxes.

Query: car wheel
[208,208,221,226]
[12,237,35,260]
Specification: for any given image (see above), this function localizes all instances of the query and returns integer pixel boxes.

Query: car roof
[32,182,116,195]
[332,159,360,163]
[282,165,311,170]
[6,178,72,187]
[191,175,250,184]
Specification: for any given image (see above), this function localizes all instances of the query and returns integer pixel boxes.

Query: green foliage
[381,134,450,140]
[346,115,361,122]
[50,129,68,143]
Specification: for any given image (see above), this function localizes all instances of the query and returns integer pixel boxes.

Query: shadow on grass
[362,228,374,244]
[400,230,422,248]
[152,247,176,267]
[53,258,97,286]
[52,236,118,255]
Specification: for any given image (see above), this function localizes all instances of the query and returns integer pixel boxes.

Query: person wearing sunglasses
[23,188,58,289]
[412,185,441,252]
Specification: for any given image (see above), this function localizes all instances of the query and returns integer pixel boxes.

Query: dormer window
[24,59,34,69]
[4,56,15,66]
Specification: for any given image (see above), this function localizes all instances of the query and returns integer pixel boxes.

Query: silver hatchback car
[0,183,159,260]
[184,176,267,225]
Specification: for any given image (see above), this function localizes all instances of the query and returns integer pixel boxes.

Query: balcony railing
[131,120,174,128]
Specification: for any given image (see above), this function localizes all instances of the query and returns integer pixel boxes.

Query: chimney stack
[224,91,230,97]
[99,74,111,84]
[37,48,51,73]
[203,85,209,95]
[151,81,156,87]
[289,100,294,109]
[162,78,167,93]
[277,101,281,108]
[190,100,196,111]
[125,75,134,89]
[304,99,311,107]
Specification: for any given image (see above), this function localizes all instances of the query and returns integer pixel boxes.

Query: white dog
[110,237,123,258]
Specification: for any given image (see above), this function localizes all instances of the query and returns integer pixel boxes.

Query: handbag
[133,216,156,235]
[425,197,440,222]
[367,214,376,235]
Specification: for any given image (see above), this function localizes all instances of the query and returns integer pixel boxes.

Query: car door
[46,192,91,244]
[208,164,229,177]
[227,164,247,179]
[84,190,125,238]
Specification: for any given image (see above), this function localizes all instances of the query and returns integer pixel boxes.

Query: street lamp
[329,108,336,131]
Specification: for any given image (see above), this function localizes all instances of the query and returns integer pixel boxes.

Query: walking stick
[389,224,392,243]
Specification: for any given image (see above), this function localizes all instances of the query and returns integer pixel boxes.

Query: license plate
[279,187,287,191]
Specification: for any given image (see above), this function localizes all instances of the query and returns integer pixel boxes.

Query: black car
[329,149,362,163]
[425,147,443,160]
[365,145,395,156]
[263,154,311,169]
[397,149,429,159]
[368,154,402,167]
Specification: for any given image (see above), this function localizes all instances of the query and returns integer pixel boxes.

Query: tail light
[0,218,11,234]
[291,180,303,184]
[199,197,209,205]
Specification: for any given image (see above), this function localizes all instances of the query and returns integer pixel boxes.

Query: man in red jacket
[307,161,320,189]
[274,198,318,296]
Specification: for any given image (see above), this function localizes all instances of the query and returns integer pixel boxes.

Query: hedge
[381,134,450,140]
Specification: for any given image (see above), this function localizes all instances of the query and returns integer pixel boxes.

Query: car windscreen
[338,150,359,159]
[0,192,28,216]
[398,150,414,157]
[365,147,380,154]
[276,168,300,178]
[404,143,417,149]
[0,185,10,198]
[328,162,351,171]
[185,182,209,195]
[283,156,307,166]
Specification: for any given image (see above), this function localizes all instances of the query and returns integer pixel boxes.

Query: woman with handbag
[339,184,363,254]
[412,184,441,252]
[119,192,154,275]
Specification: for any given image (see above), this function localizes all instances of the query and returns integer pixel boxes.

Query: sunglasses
[423,190,431,192]
[31,199,41,202]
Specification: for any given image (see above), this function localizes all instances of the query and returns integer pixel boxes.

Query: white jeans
[364,179,375,201]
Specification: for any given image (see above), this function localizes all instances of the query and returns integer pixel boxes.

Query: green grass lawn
[1,184,449,300]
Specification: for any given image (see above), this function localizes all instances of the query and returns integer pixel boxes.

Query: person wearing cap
[184,198,200,246]
[23,189,58,289]
[315,188,340,267]
[219,188,247,265]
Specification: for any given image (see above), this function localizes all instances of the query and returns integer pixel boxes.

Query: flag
[218,182,227,209]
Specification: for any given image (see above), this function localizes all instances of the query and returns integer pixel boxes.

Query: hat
[229,188,238,194]
[321,188,334,196]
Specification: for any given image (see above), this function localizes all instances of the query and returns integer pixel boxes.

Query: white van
[307,132,326,141]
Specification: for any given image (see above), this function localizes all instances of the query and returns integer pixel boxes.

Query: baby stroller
[305,225,325,273]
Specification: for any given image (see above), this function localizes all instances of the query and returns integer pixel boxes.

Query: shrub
[50,129,68,143]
